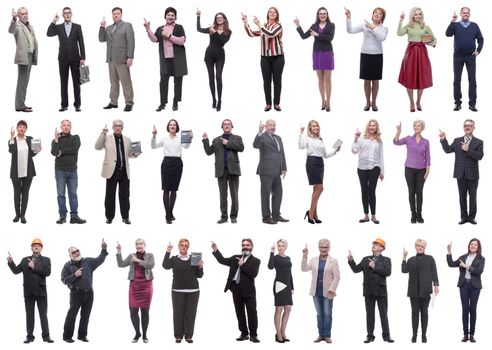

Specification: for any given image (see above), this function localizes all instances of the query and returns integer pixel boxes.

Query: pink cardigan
[301,255,340,299]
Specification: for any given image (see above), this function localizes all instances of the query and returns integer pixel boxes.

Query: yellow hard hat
[31,238,43,247]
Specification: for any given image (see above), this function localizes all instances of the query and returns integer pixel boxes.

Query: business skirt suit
[268,253,293,306]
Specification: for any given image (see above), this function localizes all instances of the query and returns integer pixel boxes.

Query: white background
[1,0,490,349]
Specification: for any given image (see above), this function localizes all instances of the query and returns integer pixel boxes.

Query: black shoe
[359,218,370,223]
[59,107,68,112]
[459,218,468,225]
[103,103,118,109]
[175,338,182,343]
[56,216,67,224]
[461,335,468,342]
[231,218,237,224]
[411,336,417,343]
[264,105,272,112]
[16,107,33,112]
[262,217,277,224]
[64,338,74,343]
[24,337,34,344]
[217,218,228,224]
[43,337,54,343]
[236,334,249,341]
[124,105,133,112]
[216,101,221,111]
[122,218,131,225]
[453,103,462,111]
[283,337,290,342]
[469,335,476,343]
[416,215,424,224]
[274,105,282,111]
[13,215,20,223]
[250,336,260,343]
[469,218,477,225]
[371,218,380,224]
[156,104,165,111]
[106,219,113,224]
[212,99,217,109]
[371,105,378,112]
[364,337,375,343]
[304,210,315,224]
[77,337,89,342]
[411,216,417,224]
[313,216,322,224]
[469,105,478,112]
[421,335,427,343]
[185,338,193,343]
[132,333,141,343]
[20,216,26,224]
[363,105,370,111]
[172,101,178,111]
[384,337,394,343]
[275,334,285,343]
[75,106,81,112]
[273,216,289,223]
[70,215,86,224]
[142,337,149,343]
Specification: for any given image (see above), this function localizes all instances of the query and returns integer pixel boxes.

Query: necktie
[111,23,118,33]
[464,136,471,144]
[118,138,123,169]
[271,134,280,151]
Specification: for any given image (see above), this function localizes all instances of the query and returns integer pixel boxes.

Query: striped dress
[245,22,284,56]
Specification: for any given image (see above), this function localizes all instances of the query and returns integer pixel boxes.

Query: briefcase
[80,65,90,84]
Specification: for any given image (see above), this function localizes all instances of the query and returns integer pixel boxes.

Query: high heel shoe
[313,212,322,223]
[304,210,315,224]
[132,333,141,343]
[275,334,285,343]
[212,99,217,109]
[216,101,221,112]
[282,335,290,342]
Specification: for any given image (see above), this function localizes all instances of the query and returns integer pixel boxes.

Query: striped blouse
[244,22,284,56]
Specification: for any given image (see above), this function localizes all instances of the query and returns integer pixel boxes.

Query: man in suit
[95,119,139,224]
[348,238,394,343]
[7,238,53,343]
[253,119,288,224]
[440,119,484,224]
[8,7,38,112]
[47,7,85,112]
[202,119,244,224]
[99,7,135,111]
[212,239,261,343]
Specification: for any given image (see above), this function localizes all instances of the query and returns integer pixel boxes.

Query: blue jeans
[460,280,481,336]
[313,296,333,337]
[55,170,78,216]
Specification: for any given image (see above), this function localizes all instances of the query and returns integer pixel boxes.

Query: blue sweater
[446,21,484,55]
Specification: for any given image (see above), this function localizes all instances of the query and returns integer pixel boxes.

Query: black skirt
[306,156,324,185]
[360,53,383,80]
[161,156,183,191]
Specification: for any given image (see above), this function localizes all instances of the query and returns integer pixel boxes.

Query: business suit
[203,134,244,220]
[349,255,392,341]
[95,132,135,221]
[47,21,85,109]
[8,18,38,110]
[213,250,260,338]
[99,20,135,106]
[441,135,484,221]
[253,132,287,219]
[8,255,52,341]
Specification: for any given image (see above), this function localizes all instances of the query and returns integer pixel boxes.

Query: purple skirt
[313,50,334,71]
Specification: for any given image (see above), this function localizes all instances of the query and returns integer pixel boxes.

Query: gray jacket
[117,252,154,280]
[8,19,38,65]
[99,20,135,64]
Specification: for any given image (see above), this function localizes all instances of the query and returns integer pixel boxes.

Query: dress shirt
[465,254,476,280]
[16,138,29,178]
[460,20,471,29]
[233,254,250,283]
[394,135,430,169]
[346,19,387,54]
[299,135,336,158]
[352,138,384,175]
[151,134,190,157]
[64,21,72,37]
[464,135,473,144]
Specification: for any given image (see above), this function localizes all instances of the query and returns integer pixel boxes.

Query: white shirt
[151,134,190,157]
[233,254,250,283]
[346,19,388,54]
[352,138,384,175]
[465,254,476,280]
[16,138,29,178]
[298,135,336,158]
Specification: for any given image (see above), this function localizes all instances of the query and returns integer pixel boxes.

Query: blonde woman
[397,8,436,112]
[352,120,384,224]
[299,120,340,223]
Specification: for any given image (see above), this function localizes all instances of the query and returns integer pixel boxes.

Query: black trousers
[218,168,239,219]
[453,54,477,106]
[460,280,481,336]
[260,175,282,219]
[12,176,33,216]
[171,291,199,339]
[63,289,94,340]
[404,167,425,216]
[410,297,430,337]
[365,295,390,339]
[160,58,183,105]
[231,283,258,337]
[457,177,478,220]
[24,295,50,340]
[105,168,130,220]
[357,167,380,215]
[260,55,285,105]
[59,60,81,108]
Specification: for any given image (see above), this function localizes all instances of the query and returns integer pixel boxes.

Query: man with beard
[61,239,108,343]
[212,239,261,343]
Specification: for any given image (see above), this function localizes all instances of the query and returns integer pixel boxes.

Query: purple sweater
[394,135,430,169]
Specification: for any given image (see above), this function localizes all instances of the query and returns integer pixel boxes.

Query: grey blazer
[203,134,244,177]
[117,252,155,280]
[99,20,135,64]
[253,132,287,176]
[8,19,38,65]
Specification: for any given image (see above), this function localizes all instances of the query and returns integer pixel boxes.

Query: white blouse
[299,135,336,158]
[151,134,190,157]
[346,19,388,55]
[352,138,384,175]
[16,138,29,178]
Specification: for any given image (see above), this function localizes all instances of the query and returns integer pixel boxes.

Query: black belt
[71,287,93,293]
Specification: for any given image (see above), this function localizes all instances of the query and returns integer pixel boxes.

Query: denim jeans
[55,170,78,216]
[313,296,333,337]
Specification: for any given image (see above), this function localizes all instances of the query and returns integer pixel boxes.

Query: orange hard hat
[372,238,386,249]
[31,238,43,247]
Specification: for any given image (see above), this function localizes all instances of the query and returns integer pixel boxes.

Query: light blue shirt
[460,20,471,29]
[64,21,72,37]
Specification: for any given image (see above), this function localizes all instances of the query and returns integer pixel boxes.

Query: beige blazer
[301,255,340,298]
[8,19,38,65]
[95,133,134,179]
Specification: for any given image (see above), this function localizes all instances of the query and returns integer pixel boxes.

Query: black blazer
[47,22,85,61]
[441,136,484,180]
[213,250,260,297]
[203,134,244,177]
[402,254,439,298]
[8,255,51,297]
[349,255,391,297]
[155,24,188,77]
[447,253,485,289]
[296,22,335,52]
[9,137,37,179]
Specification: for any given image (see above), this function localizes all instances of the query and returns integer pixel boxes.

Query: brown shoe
[313,336,324,343]
[324,337,332,343]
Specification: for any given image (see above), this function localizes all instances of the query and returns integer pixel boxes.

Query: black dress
[268,253,293,306]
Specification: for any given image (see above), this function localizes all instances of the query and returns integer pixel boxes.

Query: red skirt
[129,265,153,308]
[398,42,433,89]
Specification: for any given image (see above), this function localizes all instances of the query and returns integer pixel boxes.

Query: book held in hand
[131,141,141,154]
[31,139,42,152]
[190,252,202,266]
[181,130,193,144]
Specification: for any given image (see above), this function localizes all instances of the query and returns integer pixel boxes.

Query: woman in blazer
[116,239,155,343]
[394,120,430,224]
[268,239,293,343]
[9,120,40,223]
[402,239,439,343]
[301,238,340,343]
[397,8,436,112]
[163,239,203,343]
[447,239,485,342]
[294,7,335,111]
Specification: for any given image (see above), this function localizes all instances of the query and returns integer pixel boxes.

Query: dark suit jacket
[47,22,85,61]
[447,253,485,289]
[296,22,335,52]
[203,134,244,177]
[8,255,51,297]
[253,132,287,176]
[9,136,37,179]
[213,250,260,297]
[155,24,187,77]
[441,136,484,180]
[349,255,391,297]
[402,254,439,298]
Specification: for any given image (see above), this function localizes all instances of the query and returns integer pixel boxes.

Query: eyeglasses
[63,12,72,15]
[113,124,123,127]
[71,249,80,255]
[319,12,328,15]
[463,124,474,128]
[319,246,329,249]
